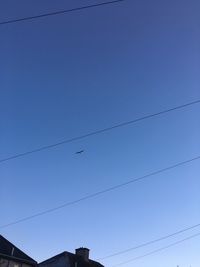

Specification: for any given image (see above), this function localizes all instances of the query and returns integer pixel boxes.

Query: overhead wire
[97,222,200,260]
[1,99,200,164]
[111,232,200,266]
[0,154,200,229]
[0,0,126,26]
[1,1,199,259]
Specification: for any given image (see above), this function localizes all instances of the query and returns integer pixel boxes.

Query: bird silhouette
[75,150,84,154]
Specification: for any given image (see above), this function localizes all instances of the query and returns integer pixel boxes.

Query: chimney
[75,247,90,261]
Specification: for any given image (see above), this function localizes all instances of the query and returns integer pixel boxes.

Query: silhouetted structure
[0,235,103,267]
[39,247,104,267]
[0,235,37,267]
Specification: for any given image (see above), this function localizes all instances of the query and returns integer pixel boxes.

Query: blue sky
[0,0,200,266]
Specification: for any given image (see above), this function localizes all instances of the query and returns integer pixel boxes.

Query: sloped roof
[39,251,104,267]
[67,251,104,267]
[0,235,37,264]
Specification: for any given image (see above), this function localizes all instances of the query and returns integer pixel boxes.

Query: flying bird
[75,150,84,154]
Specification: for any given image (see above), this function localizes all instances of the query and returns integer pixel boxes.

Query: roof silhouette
[0,235,36,264]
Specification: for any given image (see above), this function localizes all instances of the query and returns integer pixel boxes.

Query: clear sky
[0,0,200,267]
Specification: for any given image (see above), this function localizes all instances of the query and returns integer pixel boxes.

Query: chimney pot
[75,248,90,261]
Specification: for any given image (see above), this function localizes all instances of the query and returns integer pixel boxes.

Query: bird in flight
[75,150,84,154]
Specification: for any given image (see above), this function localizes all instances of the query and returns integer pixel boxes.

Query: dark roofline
[39,251,104,267]
[0,235,37,263]
[0,253,37,265]
[39,251,67,265]
[67,252,104,267]
[88,258,104,267]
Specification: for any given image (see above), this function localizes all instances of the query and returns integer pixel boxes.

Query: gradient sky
[1,0,200,267]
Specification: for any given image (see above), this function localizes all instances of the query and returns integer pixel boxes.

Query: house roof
[0,235,37,265]
[39,251,104,267]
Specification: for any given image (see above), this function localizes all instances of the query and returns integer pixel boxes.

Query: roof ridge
[0,235,36,263]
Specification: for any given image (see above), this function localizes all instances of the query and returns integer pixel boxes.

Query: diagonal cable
[97,222,200,260]
[0,0,126,26]
[0,155,200,229]
[1,99,200,164]
[111,232,200,266]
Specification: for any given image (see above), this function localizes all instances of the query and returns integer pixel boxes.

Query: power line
[0,0,126,26]
[111,232,200,266]
[0,155,199,229]
[1,99,200,164]
[97,222,200,260]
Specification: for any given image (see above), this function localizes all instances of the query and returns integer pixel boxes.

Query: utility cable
[1,99,200,164]
[97,222,200,260]
[0,0,126,26]
[111,232,200,266]
[0,155,199,229]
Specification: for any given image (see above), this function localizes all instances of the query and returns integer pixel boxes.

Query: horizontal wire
[112,232,200,266]
[0,0,126,26]
[0,154,199,229]
[1,99,200,164]
[97,222,200,260]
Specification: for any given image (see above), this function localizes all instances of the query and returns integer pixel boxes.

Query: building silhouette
[0,235,103,267]
[0,235,37,267]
